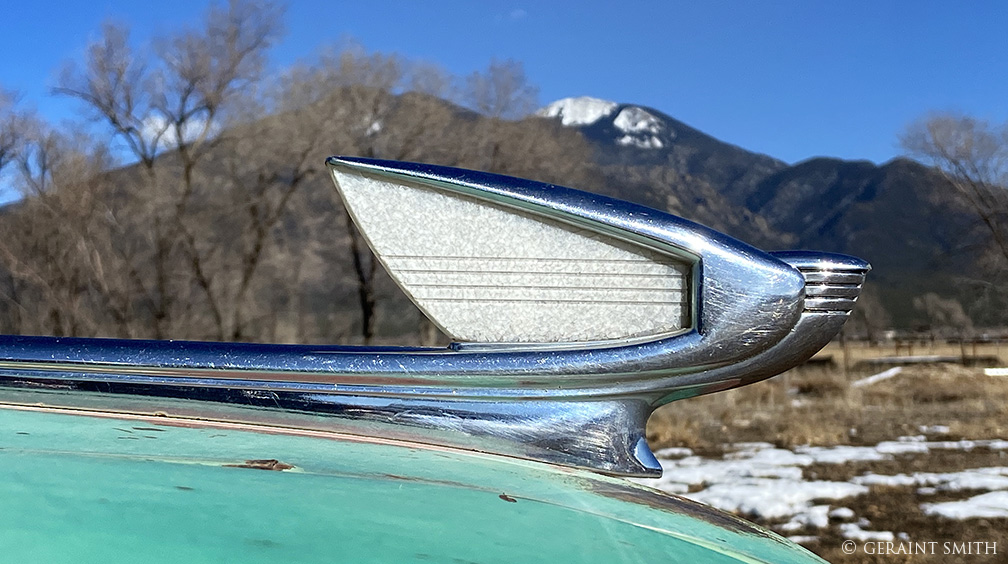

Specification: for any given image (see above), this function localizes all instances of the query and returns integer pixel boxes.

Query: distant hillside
[536,97,995,328]
[2,88,994,343]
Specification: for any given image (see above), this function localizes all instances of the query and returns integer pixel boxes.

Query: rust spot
[224,459,295,471]
[245,538,281,548]
[499,493,517,503]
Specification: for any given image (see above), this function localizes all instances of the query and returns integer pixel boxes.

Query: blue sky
[1,0,1005,165]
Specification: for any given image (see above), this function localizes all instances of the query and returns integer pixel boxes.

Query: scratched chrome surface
[0,405,827,564]
[0,158,869,477]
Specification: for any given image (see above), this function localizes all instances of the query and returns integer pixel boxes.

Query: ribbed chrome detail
[771,251,870,314]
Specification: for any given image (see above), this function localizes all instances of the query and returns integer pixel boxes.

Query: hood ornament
[0,157,868,477]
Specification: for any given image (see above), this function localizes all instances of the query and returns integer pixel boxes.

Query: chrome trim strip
[0,159,869,477]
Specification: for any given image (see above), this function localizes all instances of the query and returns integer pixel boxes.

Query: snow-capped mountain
[536,97,671,150]
[533,96,991,328]
[537,97,787,208]
[535,97,618,127]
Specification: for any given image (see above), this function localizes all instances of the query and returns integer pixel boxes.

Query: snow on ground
[641,442,865,523]
[535,97,618,126]
[691,479,866,520]
[637,434,1008,533]
[653,446,693,458]
[855,467,1008,492]
[923,491,1008,519]
[779,505,831,531]
[840,523,896,542]
[829,507,855,520]
[851,366,902,387]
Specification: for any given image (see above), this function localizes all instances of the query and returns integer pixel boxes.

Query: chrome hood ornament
[0,157,868,477]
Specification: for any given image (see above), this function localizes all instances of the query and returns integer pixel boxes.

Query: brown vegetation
[0,1,598,344]
[648,342,1008,453]
[647,345,1008,564]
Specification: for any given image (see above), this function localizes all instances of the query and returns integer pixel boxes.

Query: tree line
[0,0,596,344]
[1,1,1004,344]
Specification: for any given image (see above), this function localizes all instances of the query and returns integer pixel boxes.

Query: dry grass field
[644,341,1008,563]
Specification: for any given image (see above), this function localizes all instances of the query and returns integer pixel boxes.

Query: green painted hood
[1,405,825,564]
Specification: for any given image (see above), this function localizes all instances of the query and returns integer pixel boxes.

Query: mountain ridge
[536,97,994,328]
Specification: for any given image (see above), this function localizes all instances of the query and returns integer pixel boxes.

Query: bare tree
[277,44,409,343]
[17,11,596,346]
[462,59,539,120]
[55,0,283,340]
[0,90,30,172]
[913,292,974,358]
[0,125,123,337]
[902,114,1008,266]
[846,285,891,342]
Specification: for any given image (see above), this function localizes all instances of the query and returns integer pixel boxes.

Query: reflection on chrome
[0,157,869,477]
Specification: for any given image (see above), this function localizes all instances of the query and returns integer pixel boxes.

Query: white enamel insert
[332,168,690,343]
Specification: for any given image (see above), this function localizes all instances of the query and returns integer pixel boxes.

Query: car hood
[1,402,824,564]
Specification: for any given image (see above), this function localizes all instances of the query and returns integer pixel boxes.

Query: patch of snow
[643,442,864,524]
[984,367,1008,377]
[615,134,664,149]
[875,438,930,455]
[640,437,1008,531]
[841,523,895,542]
[919,424,950,434]
[853,473,919,488]
[797,444,889,464]
[787,535,819,544]
[613,107,663,135]
[854,467,1008,492]
[922,491,1008,519]
[779,505,830,531]
[611,106,668,150]
[653,446,693,459]
[732,442,775,451]
[690,480,866,520]
[535,97,617,126]
[829,507,856,520]
[366,120,382,135]
[929,438,1008,451]
[842,436,1008,457]
[851,366,902,387]
[651,448,808,488]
